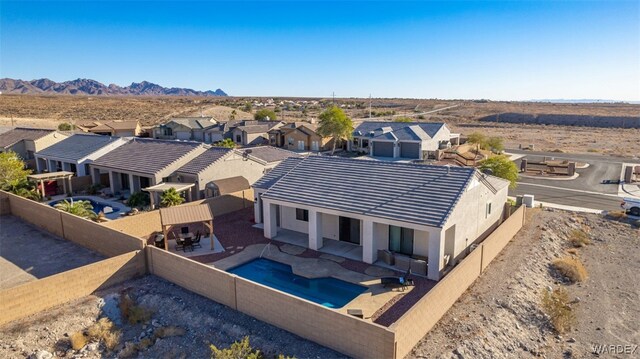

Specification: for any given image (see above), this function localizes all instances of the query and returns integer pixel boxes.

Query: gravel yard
[0,275,344,359]
[408,209,639,358]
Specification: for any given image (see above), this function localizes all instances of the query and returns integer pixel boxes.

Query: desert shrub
[566,248,578,255]
[58,122,75,131]
[606,211,628,220]
[154,326,185,338]
[87,184,104,195]
[568,229,591,247]
[210,336,262,359]
[70,331,88,350]
[119,342,139,358]
[138,337,154,351]
[541,287,575,334]
[127,191,150,209]
[119,293,154,324]
[87,317,121,351]
[552,256,588,283]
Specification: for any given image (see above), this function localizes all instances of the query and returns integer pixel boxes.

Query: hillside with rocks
[0,78,227,97]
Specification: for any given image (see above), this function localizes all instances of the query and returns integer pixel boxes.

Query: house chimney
[446,165,451,175]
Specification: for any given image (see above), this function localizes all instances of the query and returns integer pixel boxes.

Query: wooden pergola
[159,204,214,251]
[27,171,74,197]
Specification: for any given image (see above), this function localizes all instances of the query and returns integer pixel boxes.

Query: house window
[163,127,173,136]
[236,134,242,143]
[353,138,359,146]
[486,202,492,218]
[295,208,309,222]
[362,139,369,148]
[389,226,414,256]
[288,137,294,146]
[84,164,91,176]
[69,163,77,176]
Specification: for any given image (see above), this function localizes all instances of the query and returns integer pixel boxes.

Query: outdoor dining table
[178,232,194,240]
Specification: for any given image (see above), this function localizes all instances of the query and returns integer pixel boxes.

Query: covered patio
[159,204,223,255]
[28,171,74,197]
[144,182,195,209]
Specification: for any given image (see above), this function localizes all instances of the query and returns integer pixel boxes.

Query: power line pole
[332,92,335,104]
[369,94,372,119]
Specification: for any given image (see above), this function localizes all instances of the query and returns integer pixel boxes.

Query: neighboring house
[0,128,68,167]
[89,138,207,195]
[268,122,334,152]
[252,156,509,280]
[86,120,142,137]
[153,117,221,143]
[173,146,301,199]
[34,134,129,176]
[349,121,456,160]
[229,120,283,146]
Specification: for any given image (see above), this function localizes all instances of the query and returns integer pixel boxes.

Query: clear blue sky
[1,1,638,100]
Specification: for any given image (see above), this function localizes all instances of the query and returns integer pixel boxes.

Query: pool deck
[182,208,438,326]
[212,242,405,320]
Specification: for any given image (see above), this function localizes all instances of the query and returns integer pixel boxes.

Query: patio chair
[182,237,194,252]
[381,268,414,291]
[192,231,202,249]
[172,232,184,251]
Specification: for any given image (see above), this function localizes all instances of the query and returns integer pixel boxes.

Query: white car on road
[621,198,640,216]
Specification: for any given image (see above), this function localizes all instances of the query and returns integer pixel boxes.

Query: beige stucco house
[86,120,142,137]
[153,117,221,143]
[252,156,508,281]
[173,146,301,199]
[268,122,334,152]
[0,128,68,168]
[230,120,283,146]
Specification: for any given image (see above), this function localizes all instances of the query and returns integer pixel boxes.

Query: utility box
[523,195,535,208]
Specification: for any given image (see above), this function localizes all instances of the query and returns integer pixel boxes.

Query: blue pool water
[228,258,367,308]
[49,197,120,216]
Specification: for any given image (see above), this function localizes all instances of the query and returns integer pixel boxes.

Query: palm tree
[54,199,97,219]
[160,188,184,207]
[317,105,354,155]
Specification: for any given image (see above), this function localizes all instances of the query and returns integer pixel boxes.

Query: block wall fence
[0,190,526,359]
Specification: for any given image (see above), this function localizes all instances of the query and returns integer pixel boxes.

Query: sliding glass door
[389,225,414,256]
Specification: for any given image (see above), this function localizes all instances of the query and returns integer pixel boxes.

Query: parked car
[621,198,640,216]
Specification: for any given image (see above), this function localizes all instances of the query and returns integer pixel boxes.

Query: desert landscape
[1,94,639,157]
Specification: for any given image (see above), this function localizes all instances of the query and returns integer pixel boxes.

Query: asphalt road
[507,149,633,211]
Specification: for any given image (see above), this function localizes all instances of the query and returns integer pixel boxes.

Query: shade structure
[143,182,195,209]
[27,171,75,197]
[159,204,214,250]
[206,176,250,196]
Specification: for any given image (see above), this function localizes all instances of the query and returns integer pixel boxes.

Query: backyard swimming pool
[49,197,122,219]
[228,258,367,308]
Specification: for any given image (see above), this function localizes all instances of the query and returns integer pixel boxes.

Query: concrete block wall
[392,247,483,358]
[235,277,397,359]
[6,191,65,237]
[0,251,145,326]
[70,175,93,192]
[2,191,144,257]
[480,205,525,271]
[102,210,162,240]
[391,205,525,358]
[61,212,145,257]
[146,246,237,309]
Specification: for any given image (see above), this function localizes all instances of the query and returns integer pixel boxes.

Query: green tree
[317,105,354,155]
[54,199,97,219]
[254,109,277,121]
[467,132,488,149]
[160,188,184,207]
[0,151,32,192]
[242,102,252,112]
[479,155,518,189]
[58,122,75,131]
[486,136,505,154]
[394,117,413,123]
[229,109,237,121]
[214,138,236,148]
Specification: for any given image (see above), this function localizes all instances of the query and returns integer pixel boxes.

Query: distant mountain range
[0,78,227,97]
[530,99,639,104]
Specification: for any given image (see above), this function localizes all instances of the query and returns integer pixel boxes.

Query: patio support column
[308,209,323,250]
[68,176,73,195]
[263,202,278,239]
[362,219,376,264]
[109,171,116,195]
[39,180,45,198]
[427,229,445,281]
[149,192,156,210]
[186,188,192,202]
[62,177,68,194]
